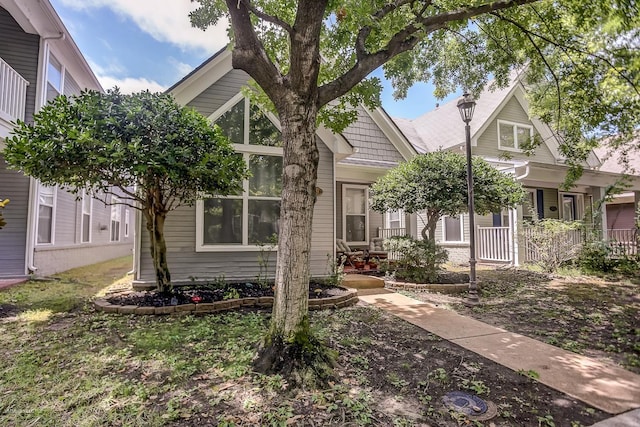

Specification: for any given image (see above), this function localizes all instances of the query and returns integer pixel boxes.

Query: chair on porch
[336,239,364,266]
[368,237,388,260]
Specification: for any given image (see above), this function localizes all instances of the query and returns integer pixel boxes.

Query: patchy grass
[0,258,610,426]
[0,256,132,314]
[411,267,640,374]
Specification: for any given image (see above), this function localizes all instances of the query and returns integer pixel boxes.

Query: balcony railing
[0,57,29,124]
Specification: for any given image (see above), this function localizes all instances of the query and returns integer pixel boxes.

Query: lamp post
[457,92,479,306]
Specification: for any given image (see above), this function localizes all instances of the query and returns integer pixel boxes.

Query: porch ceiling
[523,163,640,191]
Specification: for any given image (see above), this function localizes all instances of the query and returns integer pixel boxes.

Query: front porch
[0,56,28,140]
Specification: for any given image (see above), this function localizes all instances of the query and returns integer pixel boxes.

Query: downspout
[25,33,66,274]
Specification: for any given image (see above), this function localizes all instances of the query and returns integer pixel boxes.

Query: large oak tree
[189,0,639,372]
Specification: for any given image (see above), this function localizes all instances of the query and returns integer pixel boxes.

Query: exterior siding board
[0,7,40,124]
[63,73,81,96]
[474,97,556,164]
[138,138,335,283]
[0,156,29,277]
[342,107,404,163]
[187,69,249,117]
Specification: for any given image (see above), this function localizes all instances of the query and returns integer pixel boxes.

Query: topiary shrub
[382,236,448,283]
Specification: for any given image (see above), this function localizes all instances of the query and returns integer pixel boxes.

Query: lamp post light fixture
[457,92,479,306]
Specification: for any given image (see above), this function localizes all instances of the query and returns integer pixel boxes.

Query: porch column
[515,205,525,266]
[591,186,608,239]
[510,207,520,267]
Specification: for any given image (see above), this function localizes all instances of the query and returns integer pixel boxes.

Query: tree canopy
[370,151,526,241]
[4,90,247,291]
[187,0,639,375]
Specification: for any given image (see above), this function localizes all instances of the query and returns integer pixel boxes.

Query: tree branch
[491,10,640,96]
[319,0,541,106]
[241,0,293,34]
[225,0,285,101]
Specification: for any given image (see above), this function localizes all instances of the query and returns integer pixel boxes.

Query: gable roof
[169,47,416,162]
[395,76,520,152]
[393,73,605,169]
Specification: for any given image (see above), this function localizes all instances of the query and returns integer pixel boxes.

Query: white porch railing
[605,229,638,257]
[0,57,29,124]
[377,227,407,238]
[477,226,512,262]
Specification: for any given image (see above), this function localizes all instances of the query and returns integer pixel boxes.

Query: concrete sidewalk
[357,289,640,415]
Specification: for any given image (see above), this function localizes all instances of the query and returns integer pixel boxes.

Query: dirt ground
[405,267,640,375]
[190,306,608,426]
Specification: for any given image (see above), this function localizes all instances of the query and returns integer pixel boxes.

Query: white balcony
[0,56,29,139]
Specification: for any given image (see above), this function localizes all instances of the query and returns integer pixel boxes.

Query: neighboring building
[0,0,134,278]
[395,75,640,265]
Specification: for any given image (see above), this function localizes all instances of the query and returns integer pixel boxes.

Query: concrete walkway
[357,289,640,415]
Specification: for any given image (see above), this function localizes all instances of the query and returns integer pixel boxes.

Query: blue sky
[51,0,458,119]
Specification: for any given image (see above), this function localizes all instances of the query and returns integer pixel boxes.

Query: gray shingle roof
[393,76,520,152]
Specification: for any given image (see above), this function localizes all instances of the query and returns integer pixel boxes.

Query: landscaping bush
[522,219,584,273]
[578,241,619,274]
[382,236,448,283]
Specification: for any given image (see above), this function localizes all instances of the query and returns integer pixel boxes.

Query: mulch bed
[106,281,344,307]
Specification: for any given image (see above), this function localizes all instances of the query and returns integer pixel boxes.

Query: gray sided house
[394,74,640,265]
[133,49,417,286]
[0,0,134,278]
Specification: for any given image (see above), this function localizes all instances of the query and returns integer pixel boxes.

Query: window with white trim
[124,209,130,238]
[560,192,584,221]
[385,209,405,230]
[343,184,369,244]
[37,184,56,244]
[46,54,63,102]
[497,119,533,152]
[442,215,464,242]
[81,190,92,243]
[197,97,282,250]
[110,197,121,242]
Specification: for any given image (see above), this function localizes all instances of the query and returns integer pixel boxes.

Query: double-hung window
[46,54,63,103]
[197,96,283,250]
[442,215,464,243]
[385,209,405,230]
[110,197,121,242]
[497,120,533,152]
[81,190,92,243]
[37,183,56,244]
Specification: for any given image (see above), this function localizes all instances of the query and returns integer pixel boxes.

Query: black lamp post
[457,92,479,305]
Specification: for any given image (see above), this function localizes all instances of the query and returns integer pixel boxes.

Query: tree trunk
[254,97,321,375]
[273,100,319,336]
[421,212,439,244]
[144,208,171,293]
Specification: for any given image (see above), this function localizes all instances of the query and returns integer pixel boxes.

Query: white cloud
[59,0,229,53]
[98,75,167,94]
[168,58,194,79]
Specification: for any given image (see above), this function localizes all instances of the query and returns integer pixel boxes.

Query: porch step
[343,274,385,290]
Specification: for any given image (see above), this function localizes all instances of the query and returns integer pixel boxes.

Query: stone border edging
[384,280,469,294]
[94,288,359,315]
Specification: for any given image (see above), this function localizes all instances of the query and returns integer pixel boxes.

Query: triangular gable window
[197,98,283,250]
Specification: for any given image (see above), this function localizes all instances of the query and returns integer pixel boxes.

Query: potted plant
[353,256,366,270]
[367,257,379,270]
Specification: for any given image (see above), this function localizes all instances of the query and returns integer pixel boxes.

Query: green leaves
[4,89,248,209]
[370,151,526,240]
